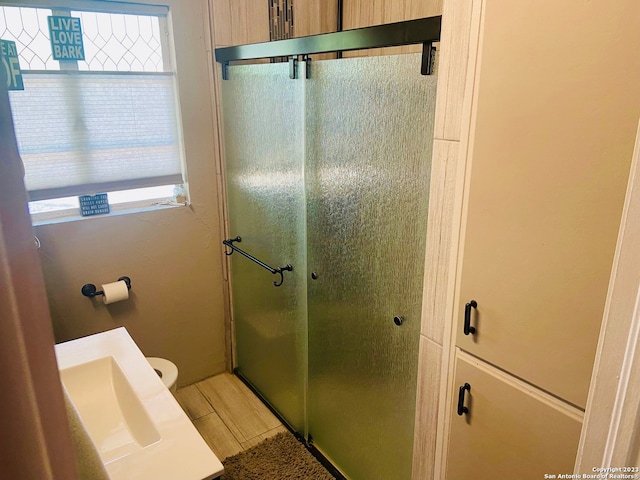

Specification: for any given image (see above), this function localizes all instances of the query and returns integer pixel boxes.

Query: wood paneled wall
[209,0,442,47]
[343,0,442,28]
[294,0,338,37]
[210,0,269,47]
[210,0,336,47]
[342,0,442,56]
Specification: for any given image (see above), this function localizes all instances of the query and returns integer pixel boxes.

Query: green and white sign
[0,39,23,91]
[48,15,85,61]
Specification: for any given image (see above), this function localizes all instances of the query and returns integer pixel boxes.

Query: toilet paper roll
[101,280,129,304]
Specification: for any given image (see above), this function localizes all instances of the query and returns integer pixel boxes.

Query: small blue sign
[79,194,110,217]
[48,16,85,61]
[0,39,23,90]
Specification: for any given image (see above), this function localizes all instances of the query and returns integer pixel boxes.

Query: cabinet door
[456,0,640,408]
[447,352,583,480]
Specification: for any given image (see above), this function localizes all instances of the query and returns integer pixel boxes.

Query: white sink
[60,356,161,463]
[55,327,224,480]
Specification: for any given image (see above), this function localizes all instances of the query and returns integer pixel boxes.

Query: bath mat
[222,431,335,480]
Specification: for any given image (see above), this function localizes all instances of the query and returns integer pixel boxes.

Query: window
[0,1,186,219]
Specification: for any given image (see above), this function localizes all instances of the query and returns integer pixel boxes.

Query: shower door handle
[464,300,477,335]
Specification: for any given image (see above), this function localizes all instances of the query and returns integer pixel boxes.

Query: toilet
[146,357,178,393]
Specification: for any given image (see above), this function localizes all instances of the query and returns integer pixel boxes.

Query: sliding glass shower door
[222,52,436,480]
[221,62,307,432]
[305,54,436,480]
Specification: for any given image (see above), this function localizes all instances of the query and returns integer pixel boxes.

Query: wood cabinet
[454,0,640,409]
[442,0,640,477]
[447,353,583,480]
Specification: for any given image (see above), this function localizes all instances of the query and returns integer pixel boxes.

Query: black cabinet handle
[457,383,471,416]
[464,300,477,335]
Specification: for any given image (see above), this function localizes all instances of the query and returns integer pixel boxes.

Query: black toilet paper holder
[81,276,132,298]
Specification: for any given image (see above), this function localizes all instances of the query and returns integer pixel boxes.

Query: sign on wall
[79,194,110,217]
[0,39,23,91]
[48,16,85,61]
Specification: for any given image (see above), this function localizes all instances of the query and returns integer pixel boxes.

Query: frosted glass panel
[221,63,307,432]
[222,53,437,478]
[306,54,436,480]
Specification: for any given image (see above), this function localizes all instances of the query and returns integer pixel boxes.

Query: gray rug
[222,431,335,480]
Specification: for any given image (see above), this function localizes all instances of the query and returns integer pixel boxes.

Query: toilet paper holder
[81,276,132,298]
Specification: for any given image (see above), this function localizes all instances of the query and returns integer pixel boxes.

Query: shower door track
[214,16,442,77]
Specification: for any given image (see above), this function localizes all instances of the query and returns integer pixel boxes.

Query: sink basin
[60,356,161,463]
[55,327,223,480]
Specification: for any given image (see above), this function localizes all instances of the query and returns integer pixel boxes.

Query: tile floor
[175,373,287,460]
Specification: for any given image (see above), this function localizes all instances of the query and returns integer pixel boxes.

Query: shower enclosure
[217,18,440,480]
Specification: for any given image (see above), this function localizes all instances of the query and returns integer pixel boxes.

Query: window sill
[31,199,189,226]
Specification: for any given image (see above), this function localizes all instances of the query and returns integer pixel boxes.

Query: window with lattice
[0,1,186,218]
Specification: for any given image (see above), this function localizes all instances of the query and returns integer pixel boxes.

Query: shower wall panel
[221,63,307,432]
[305,54,436,480]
